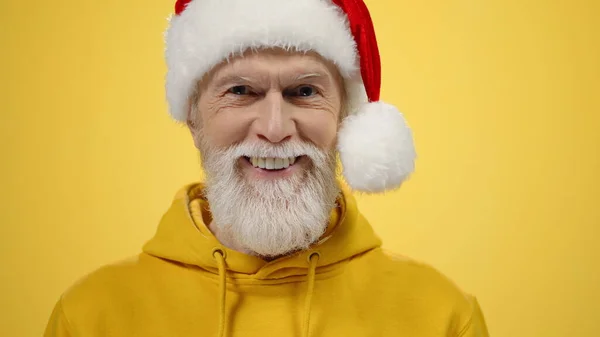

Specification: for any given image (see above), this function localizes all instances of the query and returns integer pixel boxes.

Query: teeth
[274,158,283,169]
[249,156,299,170]
[265,158,274,169]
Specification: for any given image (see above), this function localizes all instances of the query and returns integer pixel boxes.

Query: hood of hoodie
[142,180,382,280]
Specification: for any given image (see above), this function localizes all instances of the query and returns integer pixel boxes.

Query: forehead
[201,48,342,86]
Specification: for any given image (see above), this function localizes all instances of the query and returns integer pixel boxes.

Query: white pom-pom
[337,101,416,193]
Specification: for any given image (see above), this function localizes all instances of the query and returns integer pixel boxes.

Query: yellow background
[1,0,599,336]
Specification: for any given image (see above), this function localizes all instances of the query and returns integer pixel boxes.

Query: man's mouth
[243,156,302,171]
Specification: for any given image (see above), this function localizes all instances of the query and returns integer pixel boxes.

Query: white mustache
[225,141,327,163]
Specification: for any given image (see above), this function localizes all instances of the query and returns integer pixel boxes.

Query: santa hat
[165,0,416,193]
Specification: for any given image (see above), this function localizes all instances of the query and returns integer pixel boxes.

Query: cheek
[199,95,254,147]
[203,111,253,147]
[296,112,339,149]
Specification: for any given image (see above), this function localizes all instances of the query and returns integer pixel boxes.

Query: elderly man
[45,0,488,336]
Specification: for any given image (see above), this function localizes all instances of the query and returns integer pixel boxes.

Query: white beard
[200,139,340,258]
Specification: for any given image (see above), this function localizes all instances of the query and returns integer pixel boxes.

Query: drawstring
[303,252,320,337]
[213,249,227,337]
[212,249,319,337]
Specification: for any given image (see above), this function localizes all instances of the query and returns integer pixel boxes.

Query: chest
[83,278,450,337]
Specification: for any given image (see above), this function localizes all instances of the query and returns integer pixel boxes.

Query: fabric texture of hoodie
[45,182,489,337]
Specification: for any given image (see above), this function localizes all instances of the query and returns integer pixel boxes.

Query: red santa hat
[166,0,416,193]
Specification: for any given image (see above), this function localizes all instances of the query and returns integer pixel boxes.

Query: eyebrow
[211,71,329,90]
[212,75,255,89]
[293,73,323,81]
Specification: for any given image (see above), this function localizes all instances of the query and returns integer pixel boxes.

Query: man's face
[187,49,344,257]
[191,48,343,175]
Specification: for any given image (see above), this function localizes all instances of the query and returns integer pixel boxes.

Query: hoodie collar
[143,181,382,279]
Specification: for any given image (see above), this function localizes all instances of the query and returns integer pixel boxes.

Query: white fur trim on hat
[337,101,416,193]
[165,0,359,121]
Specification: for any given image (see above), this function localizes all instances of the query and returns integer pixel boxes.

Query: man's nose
[253,92,296,143]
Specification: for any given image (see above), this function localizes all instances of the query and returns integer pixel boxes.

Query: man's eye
[288,85,317,97]
[228,85,252,95]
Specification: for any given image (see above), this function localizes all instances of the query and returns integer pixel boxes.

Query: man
[45,0,489,336]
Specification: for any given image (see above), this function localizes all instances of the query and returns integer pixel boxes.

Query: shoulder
[58,254,176,321]
[62,254,154,299]
[349,248,488,336]
[355,248,468,295]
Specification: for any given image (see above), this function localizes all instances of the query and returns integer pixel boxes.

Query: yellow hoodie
[45,183,489,337]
